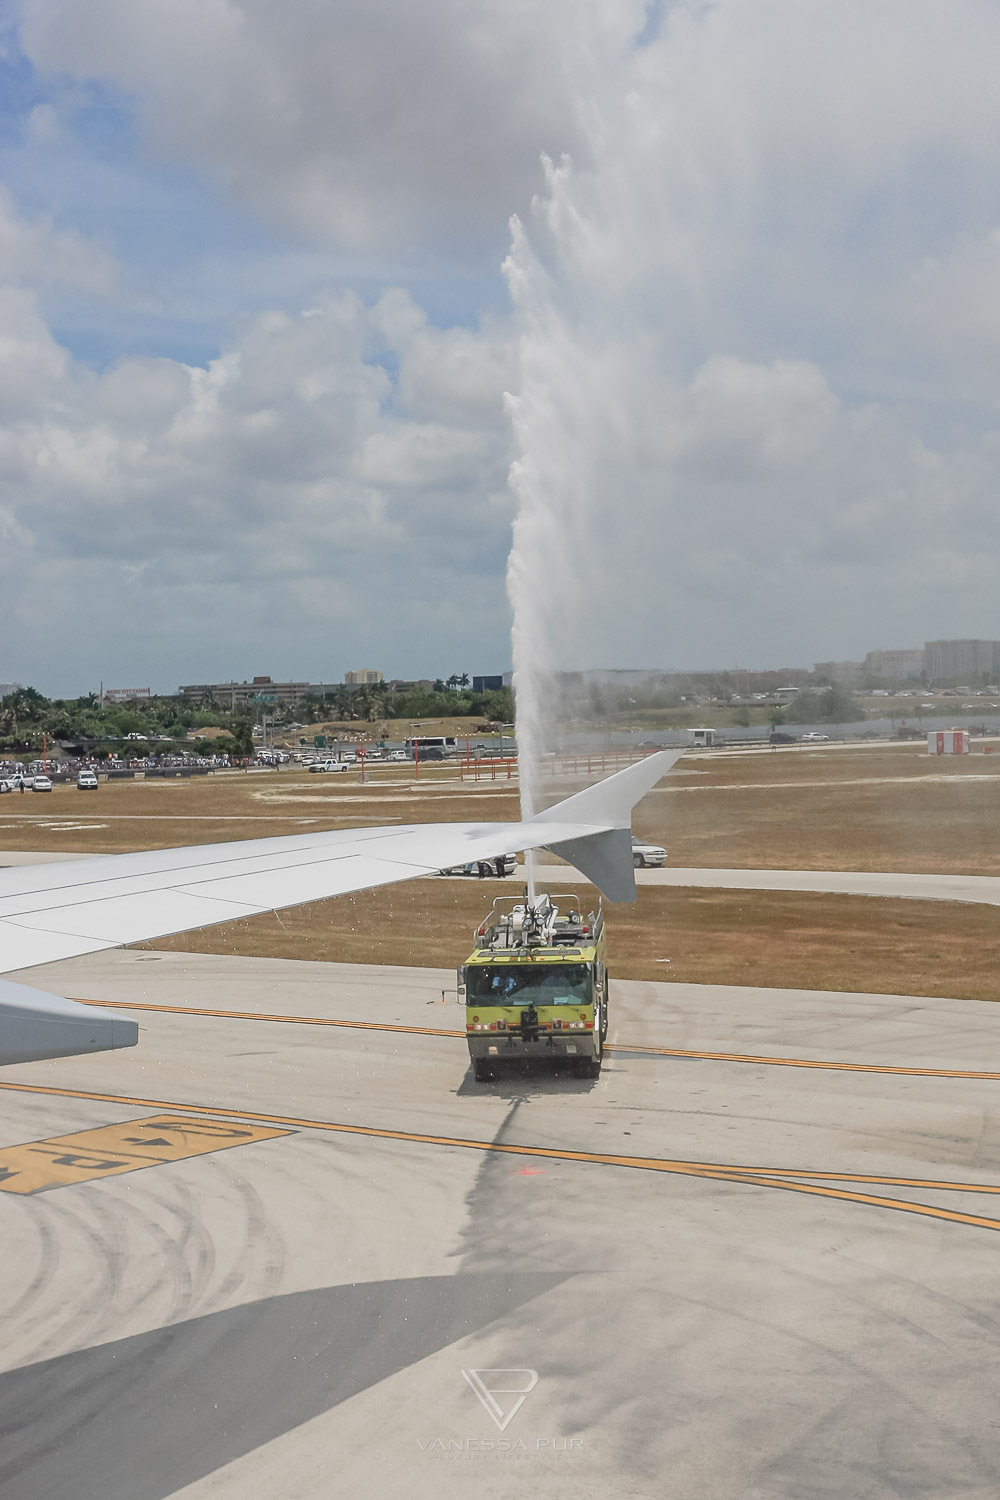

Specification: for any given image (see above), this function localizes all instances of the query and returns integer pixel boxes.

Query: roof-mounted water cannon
[513,890,557,946]
[472,891,603,953]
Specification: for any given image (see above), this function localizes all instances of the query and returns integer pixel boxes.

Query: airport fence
[459,758,518,782]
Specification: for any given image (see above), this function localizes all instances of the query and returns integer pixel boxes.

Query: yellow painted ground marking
[0,1113,290,1195]
[75,996,467,1039]
[74,997,1000,1081]
[2,1079,999,1234]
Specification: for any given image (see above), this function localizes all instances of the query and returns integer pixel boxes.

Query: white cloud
[0,185,115,295]
[0,203,515,688]
[18,0,646,254]
[11,0,1000,702]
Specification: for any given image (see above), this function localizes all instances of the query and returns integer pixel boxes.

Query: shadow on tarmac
[0,1271,570,1500]
[455,1058,602,1099]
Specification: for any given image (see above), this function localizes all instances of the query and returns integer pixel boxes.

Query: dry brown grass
[630,746,1000,875]
[6,748,1000,876]
[9,748,1000,1002]
[0,767,519,854]
[142,878,1000,1004]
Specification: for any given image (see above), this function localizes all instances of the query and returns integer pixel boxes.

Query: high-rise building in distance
[924,639,1000,682]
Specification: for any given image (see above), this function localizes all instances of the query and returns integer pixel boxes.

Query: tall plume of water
[500,0,982,844]
[503,150,666,841]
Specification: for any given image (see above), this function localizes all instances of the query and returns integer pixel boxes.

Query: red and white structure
[928,730,970,755]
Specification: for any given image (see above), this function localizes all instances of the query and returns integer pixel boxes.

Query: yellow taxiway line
[75,996,468,1038]
[2,1077,999,1235]
[74,997,1000,1082]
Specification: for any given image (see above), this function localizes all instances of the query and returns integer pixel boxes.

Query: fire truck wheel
[474,1060,498,1082]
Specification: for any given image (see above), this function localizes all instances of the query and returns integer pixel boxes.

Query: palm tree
[458,672,470,690]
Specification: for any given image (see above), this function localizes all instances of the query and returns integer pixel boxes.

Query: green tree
[228,715,255,756]
[784,685,863,724]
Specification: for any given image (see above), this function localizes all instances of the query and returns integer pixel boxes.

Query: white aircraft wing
[0,750,682,1063]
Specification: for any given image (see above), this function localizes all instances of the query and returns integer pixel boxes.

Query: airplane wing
[0,750,682,1064]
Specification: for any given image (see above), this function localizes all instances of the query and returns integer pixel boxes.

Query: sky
[3,1,1000,696]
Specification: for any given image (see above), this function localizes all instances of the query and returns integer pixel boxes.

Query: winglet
[534,749,685,827]
[533,749,684,902]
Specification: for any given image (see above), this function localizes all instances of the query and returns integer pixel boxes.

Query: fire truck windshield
[467,964,591,1006]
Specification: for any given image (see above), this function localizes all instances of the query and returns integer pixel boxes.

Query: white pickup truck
[307,759,350,774]
[631,836,667,868]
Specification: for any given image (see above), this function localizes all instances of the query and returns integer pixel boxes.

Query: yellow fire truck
[459,892,609,1081]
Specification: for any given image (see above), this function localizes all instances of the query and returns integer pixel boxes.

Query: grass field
[633,744,1000,874]
[6,747,1000,1001]
[6,745,1000,873]
[140,878,1000,1004]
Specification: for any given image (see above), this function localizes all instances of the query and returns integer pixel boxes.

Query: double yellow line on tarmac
[2,1076,999,1235]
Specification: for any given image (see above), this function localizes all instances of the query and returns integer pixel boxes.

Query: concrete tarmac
[2,949,1000,1497]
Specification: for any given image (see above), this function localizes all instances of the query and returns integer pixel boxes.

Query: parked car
[32,775,53,792]
[801,732,830,742]
[631,836,667,868]
[438,854,517,877]
[77,770,99,790]
[308,759,350,773]
[769,731,797,744]
[388,750,409,762]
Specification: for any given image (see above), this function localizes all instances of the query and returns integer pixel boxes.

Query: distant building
[384,679,434,694]
[472,675,505,693]
[344,669,384,687]
[924,639,1000,682]
[0,683,21,699]
[814,660,864,686]
[863,648,924,680]
[179,676,310,708]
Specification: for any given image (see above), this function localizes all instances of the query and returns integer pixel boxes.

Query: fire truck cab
[459,892,609,1081]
